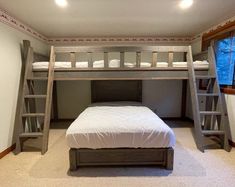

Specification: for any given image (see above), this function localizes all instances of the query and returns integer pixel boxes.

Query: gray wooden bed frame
[69,80,174,171]
[16,41,230,168]
[69,148,174,170]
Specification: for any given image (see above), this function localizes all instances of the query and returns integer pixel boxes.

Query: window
[201,20,235,93]
[215,36,235,86]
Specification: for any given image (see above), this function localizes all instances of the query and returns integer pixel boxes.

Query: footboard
[69,148,174,171]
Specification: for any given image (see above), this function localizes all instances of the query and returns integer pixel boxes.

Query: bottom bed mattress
[66,104,176,149]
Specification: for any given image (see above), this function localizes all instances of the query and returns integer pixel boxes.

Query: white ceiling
[0,0,234,38]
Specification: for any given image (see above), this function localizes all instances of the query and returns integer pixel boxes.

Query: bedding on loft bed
[32,59,209,69]
[66,102,176,149]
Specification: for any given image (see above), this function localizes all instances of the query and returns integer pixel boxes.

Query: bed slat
[152,52,157,67]
[70,52,76,68]
[168,52,173,67]
[104,52,108,68]
[120,52,125,68]
[136,52,141,68]
[87,52,93,68]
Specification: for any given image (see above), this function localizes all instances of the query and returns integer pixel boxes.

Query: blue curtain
[215,37,235,85]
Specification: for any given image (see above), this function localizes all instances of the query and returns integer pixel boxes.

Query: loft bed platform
[33,68,208,80]
[31,45,209,80]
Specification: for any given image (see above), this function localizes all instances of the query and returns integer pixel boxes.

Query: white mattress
[66,105,176,149]
[32,60,209,69]
[32,61,71,69]
[76,60,209,68]
[75,59,151,68]
[157,61,209,68]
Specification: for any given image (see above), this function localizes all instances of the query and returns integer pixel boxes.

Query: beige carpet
[0,121,235,187]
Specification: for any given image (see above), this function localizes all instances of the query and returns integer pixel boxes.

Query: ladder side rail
[208,46,231,151]
[41,46,56,154]
[187,46,204,152]
[15,47,35,154]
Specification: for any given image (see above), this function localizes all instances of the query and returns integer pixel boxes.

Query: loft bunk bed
[14,40,231,170]
[32,46,209,80]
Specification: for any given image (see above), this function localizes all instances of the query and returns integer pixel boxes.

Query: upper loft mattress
[66,105,176,149]
[32,60,209,69]
[32,61,71,69]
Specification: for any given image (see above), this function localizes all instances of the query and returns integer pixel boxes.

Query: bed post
[69,149,77,171]
[166,148,174,170]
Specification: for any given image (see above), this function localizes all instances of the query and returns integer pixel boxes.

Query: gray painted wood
[55,46,189,53]
[187,46,204,152]
[69,148,174,171]
[152,52,157,67]
[208,46,231,151]
[120,52,125,68]
[52,81,59,121]
[87,52,93,68]
[166,148,174,170]
[14,41,32,154]
[192,45,231,152]
[104,52,108,68]
[136,52,141,68]
[168,52,173,67]
[41,46,55,154]
[69,149,77,171]
[33,69,208,81]
[70,52,76,68]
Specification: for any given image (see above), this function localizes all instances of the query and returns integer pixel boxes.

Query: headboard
[91,80,142,103]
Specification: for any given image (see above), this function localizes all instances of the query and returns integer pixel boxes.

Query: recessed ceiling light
[55,0,68,7]
[179,0,193,9]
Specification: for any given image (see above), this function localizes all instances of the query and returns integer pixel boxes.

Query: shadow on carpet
[29,134,206,178]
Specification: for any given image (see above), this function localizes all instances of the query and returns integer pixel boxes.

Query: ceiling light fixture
[179,0,193,9]
[55,0,68,7]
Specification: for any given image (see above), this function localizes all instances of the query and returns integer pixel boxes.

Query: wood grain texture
[69,148,174,171]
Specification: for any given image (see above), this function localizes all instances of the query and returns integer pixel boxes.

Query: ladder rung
[195,75,216,79]
[202,130,225,135]
[22,113,45,117]
[27,77,48,80]
[200,111,221,115]
[197,93,219,97]
[20,132,43,138]
[24,95,47,99]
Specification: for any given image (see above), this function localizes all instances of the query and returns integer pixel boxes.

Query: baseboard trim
[0,144,16,159]
[229,140,235,147]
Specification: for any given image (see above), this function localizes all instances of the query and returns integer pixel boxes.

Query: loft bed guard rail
[54,46,189,68]
[32,45,208,80]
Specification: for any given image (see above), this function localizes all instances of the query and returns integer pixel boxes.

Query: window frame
[201,20,235,94]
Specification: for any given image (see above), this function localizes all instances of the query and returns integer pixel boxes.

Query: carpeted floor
[0,120,235,187]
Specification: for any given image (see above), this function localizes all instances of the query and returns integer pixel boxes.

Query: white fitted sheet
[157,61,209,68]
[33,61,71,69]
[66,105,176,149]
[76,60,209,68]
[32,60,209,69]
[75,59,151,68]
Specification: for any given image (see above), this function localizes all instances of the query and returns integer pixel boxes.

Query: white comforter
[66,106,176,149]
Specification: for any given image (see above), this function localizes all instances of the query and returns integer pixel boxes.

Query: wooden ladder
[14,46,55,155]
[188,46,231,152]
